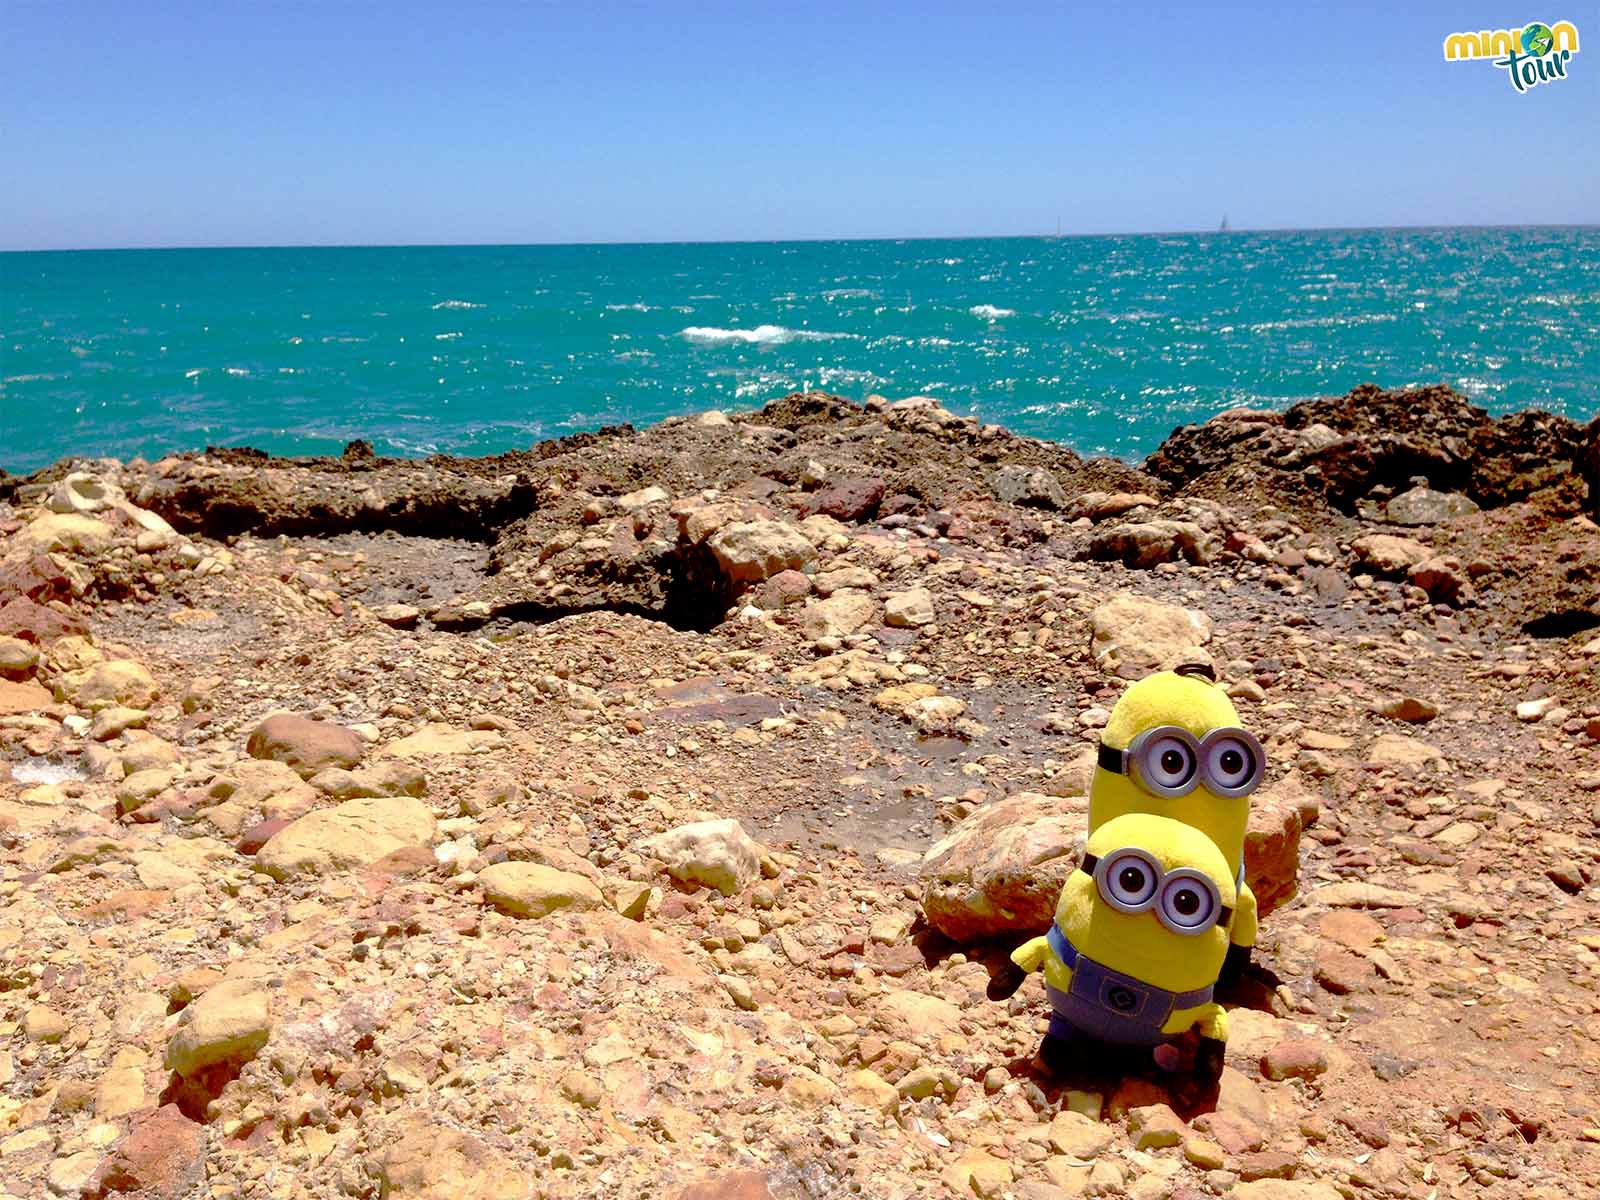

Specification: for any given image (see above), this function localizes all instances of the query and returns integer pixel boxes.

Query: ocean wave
[224,367,249,377]
[677,324,855,346]
[734,371,798,399]
[431,299,483,310]
[969,304,1015,320]
[435,332,463,341]
[605,302,655,311]
[821,288,876,300]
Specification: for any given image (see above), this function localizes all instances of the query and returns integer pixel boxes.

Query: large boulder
[799,593,878,638]
[45,471,124,516]
[254,796,436,879]
[1089,593,1214,678]
[883,587,935,628]
[1087,520,1213,568]
[1349,533,1430,576]
[63,659,160,711]
[705,520,816,585]
[0,595,87,644]
[803,477,885,523]
[16,512,118,556]
[640,818,762,896]
[989,466,1067,510]
[164,978,272,1077]
[1384,486,1479,525]
[86,1105,206,1200]
[246,714,366,778]
[920,793,1083,942]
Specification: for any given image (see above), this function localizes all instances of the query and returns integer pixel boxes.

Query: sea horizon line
[4,221,1598,256]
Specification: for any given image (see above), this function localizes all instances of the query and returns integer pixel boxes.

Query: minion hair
[1173,661,1217,683]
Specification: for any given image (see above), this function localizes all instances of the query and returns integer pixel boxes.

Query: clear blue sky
[4,1,1595,249]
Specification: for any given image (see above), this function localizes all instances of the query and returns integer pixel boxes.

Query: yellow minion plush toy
[1008,812,1234,1079]
[1090,662,1265,986]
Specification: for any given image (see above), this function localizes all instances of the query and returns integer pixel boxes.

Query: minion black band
[1097,743,1125,774]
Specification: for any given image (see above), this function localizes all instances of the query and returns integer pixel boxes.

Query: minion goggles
[1097,725,1266,800]
[1080,848,1232,936]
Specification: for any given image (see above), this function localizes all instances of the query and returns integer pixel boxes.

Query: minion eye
[1200,730,1265,796]
[1143,735,1197,792]
[1100,851,1159,910]
[1158,873,1219,933]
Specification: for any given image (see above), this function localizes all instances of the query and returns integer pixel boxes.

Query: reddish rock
[0,553,75,604]
[0,595,87,644]
[671,1170,776,1200]
[756,568,811,609]
[236,818,292,856]
[1261,1039,1330,1082]
[1313,943,1378,994]
[246,714,365,778]
[88,1104,206,1199]
[919,792,1082,943]
[802,477,885,522]
[1192,1109,1266,1154]
[0,679,53,715]
[1234,1149,1300,1182]
[1243,781,1305,917]
[1317,909,1384,951]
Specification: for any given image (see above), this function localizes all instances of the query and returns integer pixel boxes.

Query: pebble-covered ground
[1,387,1598,1200]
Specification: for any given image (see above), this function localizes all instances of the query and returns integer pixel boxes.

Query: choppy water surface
[4,228,1596,472]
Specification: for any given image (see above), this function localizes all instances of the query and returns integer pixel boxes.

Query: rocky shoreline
[1,384,1598,1200]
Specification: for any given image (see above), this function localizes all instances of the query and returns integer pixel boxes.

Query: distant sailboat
[1220,215,1232,232]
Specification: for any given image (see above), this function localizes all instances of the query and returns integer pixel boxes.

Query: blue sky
[4,1,1595,249]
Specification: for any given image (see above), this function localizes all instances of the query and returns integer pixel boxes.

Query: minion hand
[987,961,1027,1001]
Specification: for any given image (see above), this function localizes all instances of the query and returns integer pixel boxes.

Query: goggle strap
[1097,743,1127,775]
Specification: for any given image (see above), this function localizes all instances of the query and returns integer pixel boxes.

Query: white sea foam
[435,332,463,341]
[969,304,1015,320]
[677,324,854,346]
[605,302,655,311]
[224,367,249,377]
[431,299,483,310]
[11,758,84,786]
[184,368,204,379]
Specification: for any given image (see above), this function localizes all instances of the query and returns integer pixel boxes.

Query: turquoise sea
[3,228,1597,474]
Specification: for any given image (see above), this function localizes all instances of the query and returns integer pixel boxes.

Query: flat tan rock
[1090,593,1213,678]
[255,796,436,879]
[377,723,504,758]
[478,862,604,918]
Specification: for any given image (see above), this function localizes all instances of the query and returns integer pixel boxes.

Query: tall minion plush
[1008,813,1235,1079]
[1089,662,1266,986]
